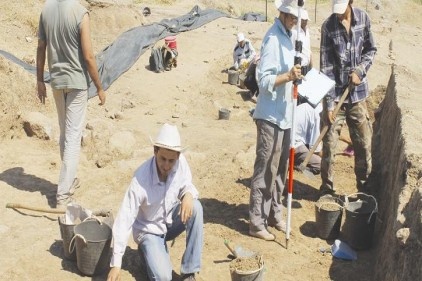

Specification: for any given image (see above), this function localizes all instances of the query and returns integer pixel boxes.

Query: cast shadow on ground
[50,240,182,281]
[237,90,253,102]
[236,177,320,204]
[0,167,56,207]
[328,249,375,281]
[200,197,249,236]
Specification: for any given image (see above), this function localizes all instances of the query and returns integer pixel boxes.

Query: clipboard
[298,68,335,108]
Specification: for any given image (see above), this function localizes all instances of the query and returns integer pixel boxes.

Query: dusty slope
[0,0,421,280]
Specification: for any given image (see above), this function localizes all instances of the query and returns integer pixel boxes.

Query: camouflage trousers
[320,100,372,193]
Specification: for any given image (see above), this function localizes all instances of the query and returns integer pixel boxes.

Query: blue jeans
[137,200,203,280]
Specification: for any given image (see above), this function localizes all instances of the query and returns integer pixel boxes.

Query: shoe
[56,196,75,208]
[69,178,80,196]
[181,273,196,281]
[269,221,287,233]
[343,145,354,157]
[319,186,335,197]
[249,229,275,241]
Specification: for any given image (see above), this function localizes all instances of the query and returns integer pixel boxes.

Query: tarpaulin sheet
[88,5,228,98]
[0,5,227,99]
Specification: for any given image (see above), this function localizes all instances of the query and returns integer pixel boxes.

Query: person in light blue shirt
[249,0,302,241]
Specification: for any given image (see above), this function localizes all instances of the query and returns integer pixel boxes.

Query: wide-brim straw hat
[150,123,187,152]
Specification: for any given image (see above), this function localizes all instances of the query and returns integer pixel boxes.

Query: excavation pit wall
[372,66,422,281]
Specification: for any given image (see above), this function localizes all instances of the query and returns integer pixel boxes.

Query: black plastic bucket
[230,255,264,281]
[342,193,378,250]
[58,216,76,261]
[315,195,343,240]
[71,219,112,276]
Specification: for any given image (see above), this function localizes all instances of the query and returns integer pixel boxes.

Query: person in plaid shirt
[319,0,377,195]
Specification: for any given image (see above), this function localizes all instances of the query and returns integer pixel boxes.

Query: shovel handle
[299,85,352,171]
[5,203,65,214]
[5,202,111,217]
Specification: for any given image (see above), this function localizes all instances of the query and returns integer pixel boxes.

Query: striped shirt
[320,7,377,110]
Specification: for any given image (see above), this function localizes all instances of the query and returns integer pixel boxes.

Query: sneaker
[249,229,275,241]
[181,273,196,281]
[269,221,287,233]
[343,145,354,157]
[69,178,81,196]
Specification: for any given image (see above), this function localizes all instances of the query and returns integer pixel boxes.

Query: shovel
[5,202,111,217]
[297,85,352,175]
[224,239,255,258]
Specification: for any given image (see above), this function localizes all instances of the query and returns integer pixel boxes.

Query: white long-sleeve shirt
[110,153,198,267]
[294,102,322,152]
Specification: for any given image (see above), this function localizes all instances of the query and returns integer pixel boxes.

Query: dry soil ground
[1,0,421,280]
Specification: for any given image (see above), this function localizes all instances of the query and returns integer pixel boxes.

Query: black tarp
[1,6,265,99]
[88,5,228,98]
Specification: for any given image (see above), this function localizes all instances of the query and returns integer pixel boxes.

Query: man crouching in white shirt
[107,123,203,281]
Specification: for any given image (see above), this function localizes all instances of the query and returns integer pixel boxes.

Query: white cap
[332,0,349,14]
[301,9,309,20]
[274,0,299,17]
[237,32,245,42]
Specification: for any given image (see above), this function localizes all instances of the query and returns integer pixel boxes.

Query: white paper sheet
[298,68,335,108]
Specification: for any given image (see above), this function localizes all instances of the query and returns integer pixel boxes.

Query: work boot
[249,229,275,241]
[269,220,287,233]
[180,273,196,281]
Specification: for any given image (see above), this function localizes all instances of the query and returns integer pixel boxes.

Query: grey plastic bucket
[238,73,247,89]
[315,195,343,240]
[219,108,231,120]
[228,69,239,85]
[230,255,264,281]
[342,193,378,250]
[58,216,76,261]
[71,219,112,276]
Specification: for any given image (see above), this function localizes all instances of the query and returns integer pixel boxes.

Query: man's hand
[107,267,121,281]
[37,81,46,104]
[327,110,335,124]
[97,89,106,105]
[350,72,361,86]
[179,192,193,224]
[289,64,302,81]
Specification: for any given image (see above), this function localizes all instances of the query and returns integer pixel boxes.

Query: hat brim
[275,0,299,17]
[150,136,187,152]
[333,3,348,14]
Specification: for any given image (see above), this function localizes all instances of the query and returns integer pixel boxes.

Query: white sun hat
[301,9,309,20]
[150,123,186,152]
[237,32,245,42]
[274,0,299,17]
[332,0,349,14]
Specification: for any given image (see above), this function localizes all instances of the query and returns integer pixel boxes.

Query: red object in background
[165,36,177,50]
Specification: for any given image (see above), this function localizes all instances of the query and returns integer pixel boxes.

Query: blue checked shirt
[320,7,377,110]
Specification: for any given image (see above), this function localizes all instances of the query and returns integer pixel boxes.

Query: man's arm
[80,13,106,105]
[36,39,47,104]
[353,14,377,81]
